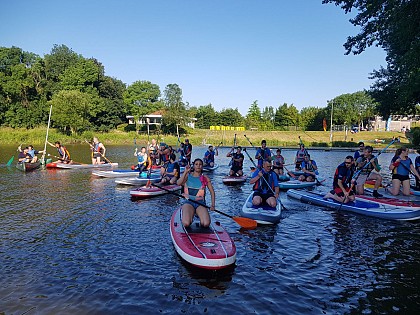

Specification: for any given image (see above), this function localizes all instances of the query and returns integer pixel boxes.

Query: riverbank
[0,126,409,149]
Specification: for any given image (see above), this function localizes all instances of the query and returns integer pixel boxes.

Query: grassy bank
[0,126,409,148]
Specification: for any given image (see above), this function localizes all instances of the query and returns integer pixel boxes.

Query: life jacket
[302,160,316,172]
[137,152,147,165]
[166,162,180,178]
[58,146,70,160]
[296,149,307,162]
[232,152,244,168]
[357,156,375,174]
[93,142,103,153]
[183,174,207,201]
[333,162,352,189]
[274,155,285,166]
[253,170,276,193]
[204,151,215,164]
[391,156,412,175]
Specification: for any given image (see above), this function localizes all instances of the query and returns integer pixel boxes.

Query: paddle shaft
[243,148,287,210]
[150,183,256,227]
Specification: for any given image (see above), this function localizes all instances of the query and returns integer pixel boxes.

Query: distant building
[370,115,419,131]
[126,110,197,128]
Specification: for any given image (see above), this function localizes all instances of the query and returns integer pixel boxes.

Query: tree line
[2,0,419,138]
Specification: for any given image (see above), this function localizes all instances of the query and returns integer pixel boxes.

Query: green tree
[300,106,324,131]
[195,103,219,128]
[261,106,275,130]
[162,83,188,133]
[219,108,244,127]
[124,80,163,130]
[274,103,299,129]
[323,0,420,116]
[49,90,94,134]
[245,100,261,129]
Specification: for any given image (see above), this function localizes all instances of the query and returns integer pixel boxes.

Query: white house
[126,110,197,128]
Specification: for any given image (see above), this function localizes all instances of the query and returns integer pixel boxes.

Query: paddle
[7,143,24,166]
[228,133,237,167]
[150,183,257,229]
[298,135,322,186]
[85,139,113,164]
[243,147,287,211]
[338,139,396,209]
[6,155,15,166]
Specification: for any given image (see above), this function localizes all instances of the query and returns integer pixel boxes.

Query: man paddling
[355,145,383,197]
[324,156,355,203]
[227,146,244,176]
[249,160,279,208]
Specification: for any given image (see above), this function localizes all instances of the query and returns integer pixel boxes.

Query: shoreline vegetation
[0,126,410,149]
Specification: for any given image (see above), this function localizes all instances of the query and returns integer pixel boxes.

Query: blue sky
[0,0,386,115]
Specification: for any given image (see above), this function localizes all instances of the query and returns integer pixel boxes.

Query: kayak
[170,206,236,270]
[203,164,219,172]
[286,189,420,221]
[130,184,181,198]
[222,175,247,185]
[46,162,118,169]
[16,161,41,172]
[115,173,162,186]
[239,191,282,224]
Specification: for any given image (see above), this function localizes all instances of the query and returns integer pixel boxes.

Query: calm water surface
[0,144,419,314]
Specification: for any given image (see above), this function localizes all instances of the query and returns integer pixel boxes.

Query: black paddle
[150,183,257,229]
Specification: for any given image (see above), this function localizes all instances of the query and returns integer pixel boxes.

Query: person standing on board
[147,139,159,166]
[389,147,420,196]
[90,137,106,164]
[294,143,308,171]
[255,140,271,169]
[184,139,193,165]
[324,156,355,203]
[177,158,215,228]
[249,160,279,208]
[355,145,383,197]
[47,141,72,164]
[227,146,244,176]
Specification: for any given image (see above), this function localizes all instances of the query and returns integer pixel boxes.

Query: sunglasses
[345,161,353,165]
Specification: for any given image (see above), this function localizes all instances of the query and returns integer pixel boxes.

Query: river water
[0,144,419,314]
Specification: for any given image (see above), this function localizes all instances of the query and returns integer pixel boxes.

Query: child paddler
[134,146,148,174]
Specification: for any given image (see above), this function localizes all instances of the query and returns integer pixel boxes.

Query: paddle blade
[233,216,257,229]
[6,156,14,166]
